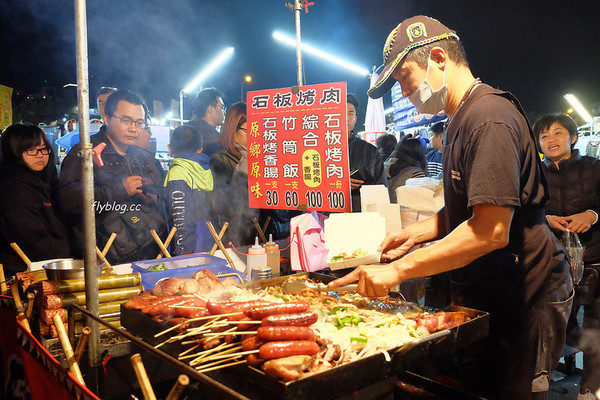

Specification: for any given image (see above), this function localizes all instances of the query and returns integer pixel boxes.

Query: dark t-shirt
[443,84,568,398]
[443,85,561,298]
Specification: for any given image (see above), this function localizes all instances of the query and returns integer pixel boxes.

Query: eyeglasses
[212,103,226,111]
[111,114,146,129]
[24,147,50,156]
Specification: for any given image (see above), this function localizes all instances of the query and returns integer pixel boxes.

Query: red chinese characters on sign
[246,82,350,212]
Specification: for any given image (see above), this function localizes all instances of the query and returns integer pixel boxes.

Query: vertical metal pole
[74,0,101,393]
[179,90,185,125]
[294,0,303,86]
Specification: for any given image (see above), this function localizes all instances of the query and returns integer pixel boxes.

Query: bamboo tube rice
[41,273,142,295]
[43,286,143,309]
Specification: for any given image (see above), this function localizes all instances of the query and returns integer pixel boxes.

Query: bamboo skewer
[189,345,243,366]
[179,343,202,358]
[95,246,113,271]
[179,342,237,361]
[252,217,267,243]
[97,232,116,273]
[206,221,235,269]
[154,313,234,338]
[150,229,172,258]
[196,349,258,363]
[209,222,229,256]
[262,216,271,235]
[0,264,7,295]
[196,359,247,374]
[193,354,244,369]
[25,293,35,319]
[222,320,262,325]
[165,374,189,400]
[157,227,177,259]
[130,353,157,400]
[74,326,91,363]
[10,242,31,266]
[53,314,85,386]
[102,232,117,255]
[203,331,258,337]
[10,284,30,332]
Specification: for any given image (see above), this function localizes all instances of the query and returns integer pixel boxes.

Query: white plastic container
[247,236,267,280]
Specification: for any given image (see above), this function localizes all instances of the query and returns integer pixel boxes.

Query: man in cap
[330,15,572,400]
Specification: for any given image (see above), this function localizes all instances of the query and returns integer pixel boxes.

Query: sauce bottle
[247,236,268,280]
[264,234,281,276]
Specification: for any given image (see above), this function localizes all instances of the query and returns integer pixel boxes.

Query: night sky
[1,0,599,124]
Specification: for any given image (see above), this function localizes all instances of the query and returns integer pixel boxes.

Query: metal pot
[43,259,104,280]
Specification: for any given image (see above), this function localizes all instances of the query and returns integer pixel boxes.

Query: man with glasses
[59,89,167,263]
[188,87,226,156]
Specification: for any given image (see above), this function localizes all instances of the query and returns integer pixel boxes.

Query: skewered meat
[262,355,314,381]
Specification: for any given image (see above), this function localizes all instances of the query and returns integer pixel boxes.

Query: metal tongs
[282,279,357,294]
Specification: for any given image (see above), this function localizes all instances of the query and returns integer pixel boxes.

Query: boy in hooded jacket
[164,125,214,255]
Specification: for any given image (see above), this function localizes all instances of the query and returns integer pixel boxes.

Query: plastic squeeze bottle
[247,236,268,280]
[264,234,281,276]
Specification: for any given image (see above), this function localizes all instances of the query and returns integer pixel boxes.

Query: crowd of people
[0,13,598,400]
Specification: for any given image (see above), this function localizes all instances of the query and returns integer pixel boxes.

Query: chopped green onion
[350,336,368,343]
[329,306,348,315]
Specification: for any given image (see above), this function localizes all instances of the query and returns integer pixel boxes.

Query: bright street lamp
[564,93,593,123]
[272,31,370,76]
[241,74,252,101]
[179,46,234,122]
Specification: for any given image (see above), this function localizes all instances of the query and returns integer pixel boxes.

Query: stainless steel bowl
[43,259,104,280]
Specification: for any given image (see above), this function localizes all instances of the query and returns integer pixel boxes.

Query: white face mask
[409,56,448,115]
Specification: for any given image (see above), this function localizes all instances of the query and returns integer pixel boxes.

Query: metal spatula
[282,279,358,294]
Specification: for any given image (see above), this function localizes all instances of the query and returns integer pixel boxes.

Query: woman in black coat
[0,124,71,277]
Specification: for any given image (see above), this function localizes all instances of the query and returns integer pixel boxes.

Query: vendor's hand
[378,230,416,262]
[122,175,143,196]
[328,263,402,297]
[565,211,595,233]
[350,178,364,190]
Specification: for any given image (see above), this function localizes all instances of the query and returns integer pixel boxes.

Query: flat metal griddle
[120,272,489,400]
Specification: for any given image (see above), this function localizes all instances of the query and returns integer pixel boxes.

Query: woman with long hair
[0,124,71,276]
[209,102,258,246]
[387,137,427,203]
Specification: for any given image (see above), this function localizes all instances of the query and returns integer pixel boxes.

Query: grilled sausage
[261,312,318,327]
[257,326,316,342]
[247,302,310,320]
[258,340,320,359]
[206,300,272,315]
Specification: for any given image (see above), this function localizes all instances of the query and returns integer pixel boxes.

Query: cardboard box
[324,212,385,271]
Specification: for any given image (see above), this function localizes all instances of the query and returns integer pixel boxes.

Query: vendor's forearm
[404,207,448,244]
[395,204,513,281]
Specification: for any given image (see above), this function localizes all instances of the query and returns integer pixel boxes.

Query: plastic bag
[563,229,584,284]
